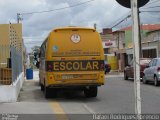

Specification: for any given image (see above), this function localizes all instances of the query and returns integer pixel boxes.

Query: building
[112,30,127,71]
[100,28,113,54]
[100,28,118,70]
[0,24,23,84]
[0,23,24,102]
[121,24,160,64]
[100,24,160,71]
[142,29,160,58]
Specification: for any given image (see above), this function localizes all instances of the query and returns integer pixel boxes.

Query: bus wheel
[50,88,57,98]
[84,86,97,98]
[41,84,44,91]
[45,87,51,98]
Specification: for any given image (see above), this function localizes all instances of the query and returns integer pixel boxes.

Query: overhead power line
[109,11,131,27]
[140,10,160,12]
[141,12,160,19]
[142,5,160,9]
[146,0,160,5]
[20,0,95,15]
[111,14,131,28]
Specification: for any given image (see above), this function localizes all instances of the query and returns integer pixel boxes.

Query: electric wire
[140,10,160,12]
[20,0,96,15]
[109,11,131,28]
[141,12,160,19]
[142,6,160,9]
[110,7,160,29]
[111,14,131,28]
[147,0,160,5]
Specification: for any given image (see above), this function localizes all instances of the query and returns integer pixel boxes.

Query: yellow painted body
[39,27,104,87]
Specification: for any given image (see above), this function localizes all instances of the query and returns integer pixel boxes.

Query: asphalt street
[0,73,160,120]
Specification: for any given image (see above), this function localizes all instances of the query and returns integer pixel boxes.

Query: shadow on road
[18,80,101,103]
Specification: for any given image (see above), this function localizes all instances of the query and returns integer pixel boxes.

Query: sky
[0,0,159,52]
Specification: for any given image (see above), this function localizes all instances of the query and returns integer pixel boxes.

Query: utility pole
[116,0,149,119]
[131,0,141,119]
[94,23,97,30]
[118,31,120,50]
[117,32,120,72]
[138,9,143,58]
[17,13,22,23]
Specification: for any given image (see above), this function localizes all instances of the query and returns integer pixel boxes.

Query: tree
[30,46,40,69]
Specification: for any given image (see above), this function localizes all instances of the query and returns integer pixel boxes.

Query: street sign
[116,0,149,8]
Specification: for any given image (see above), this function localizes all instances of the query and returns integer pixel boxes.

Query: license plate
[61,75,73,79]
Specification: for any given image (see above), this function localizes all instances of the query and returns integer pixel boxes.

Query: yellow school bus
[39,27,105,98]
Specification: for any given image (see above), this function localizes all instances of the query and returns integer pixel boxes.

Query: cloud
[0,0,159,52]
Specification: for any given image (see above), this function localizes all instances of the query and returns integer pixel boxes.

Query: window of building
[142,49,157,58]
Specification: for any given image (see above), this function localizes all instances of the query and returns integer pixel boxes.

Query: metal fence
[0,45,23,85]
[11,46,23,83]
[0,45,12,85]
[0,24,23,85]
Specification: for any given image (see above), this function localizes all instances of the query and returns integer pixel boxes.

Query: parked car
[104,61,111,74]
[143,58,160,86]
[124,58,151,80]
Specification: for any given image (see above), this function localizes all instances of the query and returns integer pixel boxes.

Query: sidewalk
[33,70,39,80]
[107,71,124,75]
[105,71,124,78]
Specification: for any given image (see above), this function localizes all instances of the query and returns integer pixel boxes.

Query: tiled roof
[120,24,160,31]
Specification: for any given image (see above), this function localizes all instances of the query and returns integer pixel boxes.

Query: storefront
[102,41,118,70]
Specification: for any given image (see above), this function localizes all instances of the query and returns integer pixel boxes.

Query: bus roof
[52,27,96,32]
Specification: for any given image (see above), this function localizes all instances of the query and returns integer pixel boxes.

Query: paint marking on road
[82,103,96,114]
[50,101,69,120]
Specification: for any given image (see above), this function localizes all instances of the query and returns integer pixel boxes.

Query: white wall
[0,72,24,102]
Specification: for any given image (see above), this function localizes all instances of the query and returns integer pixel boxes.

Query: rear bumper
[156,73,160,81]
[124,71,144,78]
[47,83,103,88]
[46,72,105,87]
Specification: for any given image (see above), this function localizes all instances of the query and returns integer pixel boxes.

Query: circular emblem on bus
[52,45,58,52]
[71,34,81,43]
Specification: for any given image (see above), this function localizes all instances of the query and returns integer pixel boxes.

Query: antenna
[94,23,97,30]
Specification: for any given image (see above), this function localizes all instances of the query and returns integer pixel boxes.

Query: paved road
[0,74,160,119]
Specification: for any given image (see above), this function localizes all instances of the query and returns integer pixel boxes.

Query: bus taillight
[100,63,104,70]
[48,64,53,71]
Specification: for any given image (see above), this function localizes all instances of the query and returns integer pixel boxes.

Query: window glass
[129,60,133,66]
[148,60,153,67]
[157,59,160,66]
[152,59,157,66]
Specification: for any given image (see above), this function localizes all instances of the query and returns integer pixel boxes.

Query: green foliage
[30,46,40,69]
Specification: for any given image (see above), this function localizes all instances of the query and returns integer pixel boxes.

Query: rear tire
[143,75,148,84]
[124,72,128,80]
[84,86,97,98]
[50,88,57,98]
[41,84,44,91]
[154,76,159,86]
[45,86,51,98]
